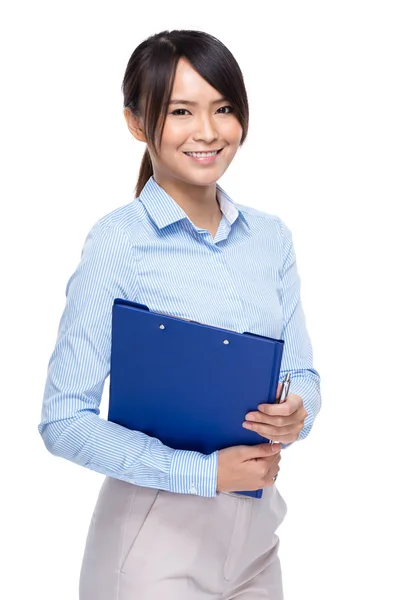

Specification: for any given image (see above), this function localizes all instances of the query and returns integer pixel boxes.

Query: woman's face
[129,58,243,188]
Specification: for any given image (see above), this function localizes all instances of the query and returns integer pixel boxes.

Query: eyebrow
[168,97,229,106]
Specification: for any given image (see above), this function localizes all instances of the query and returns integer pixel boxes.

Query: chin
[187,170,226,185]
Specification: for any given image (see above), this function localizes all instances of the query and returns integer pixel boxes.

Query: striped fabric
[38,175,321,497]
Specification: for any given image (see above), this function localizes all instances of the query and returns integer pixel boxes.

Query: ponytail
[135,147,153,198]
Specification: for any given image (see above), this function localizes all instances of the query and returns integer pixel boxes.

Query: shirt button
[189,485,198,494]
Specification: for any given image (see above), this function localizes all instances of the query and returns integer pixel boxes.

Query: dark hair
[121,29,250,198]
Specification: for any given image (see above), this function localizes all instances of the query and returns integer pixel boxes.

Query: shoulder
[234,202,293,241]
[84,199,147,247]
[94,199,146,236]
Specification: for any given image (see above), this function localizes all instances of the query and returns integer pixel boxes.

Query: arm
[38,221,218,497]
[276,218,322,448]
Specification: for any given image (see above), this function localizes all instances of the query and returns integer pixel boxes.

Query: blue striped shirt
[38,175,321,497]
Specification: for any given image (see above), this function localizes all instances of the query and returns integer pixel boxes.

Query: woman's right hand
[216,442,282,493]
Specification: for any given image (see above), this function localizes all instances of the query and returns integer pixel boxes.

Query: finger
[269,453,281,470]
[244,410,302,428]
[244,442,282,460]
[249,422,304,441]
[265,454,281,480]
[257,394,303,416]
[265,460,280,480]
[244,419,304,437]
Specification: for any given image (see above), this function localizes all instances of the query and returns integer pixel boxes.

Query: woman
[39,29,321,599]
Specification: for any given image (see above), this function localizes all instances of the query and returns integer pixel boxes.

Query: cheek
[160,125,182,148]
[159,117,188,146]
[223,119,243,144]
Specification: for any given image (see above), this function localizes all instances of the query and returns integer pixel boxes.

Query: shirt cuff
[285,374,321,443]
[169,449,219,497]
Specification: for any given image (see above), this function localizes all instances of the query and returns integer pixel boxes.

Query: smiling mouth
[183,148,224,156]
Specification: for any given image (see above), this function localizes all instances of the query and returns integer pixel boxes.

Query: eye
[217,105,234,114]
[171,108,190,116]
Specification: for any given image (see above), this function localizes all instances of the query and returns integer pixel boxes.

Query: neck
[152,175,222,225]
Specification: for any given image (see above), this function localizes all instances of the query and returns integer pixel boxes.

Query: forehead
[171,58,220,101]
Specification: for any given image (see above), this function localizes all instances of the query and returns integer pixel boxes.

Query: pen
[269,372,291,445]
[277,372,291,404]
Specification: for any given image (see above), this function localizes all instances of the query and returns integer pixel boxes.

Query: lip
[183,148,224,164]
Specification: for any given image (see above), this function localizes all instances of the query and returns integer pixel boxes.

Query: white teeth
[185,150,219,158]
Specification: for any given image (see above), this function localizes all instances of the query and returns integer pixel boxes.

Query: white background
[1,1,416,598]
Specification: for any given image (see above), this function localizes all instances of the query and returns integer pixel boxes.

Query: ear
[124,107,147,143]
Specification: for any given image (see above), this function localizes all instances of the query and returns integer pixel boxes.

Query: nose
[193,112,219,144]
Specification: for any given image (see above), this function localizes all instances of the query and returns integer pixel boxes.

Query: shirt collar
[138,175,250,231]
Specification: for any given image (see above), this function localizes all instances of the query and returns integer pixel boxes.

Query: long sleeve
[38,221,218,497]
[276,218,322,446]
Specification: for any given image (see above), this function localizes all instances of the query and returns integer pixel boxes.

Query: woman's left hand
[242,383,308,444]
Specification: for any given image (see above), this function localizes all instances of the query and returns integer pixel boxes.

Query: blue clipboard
[108,298,285,498]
